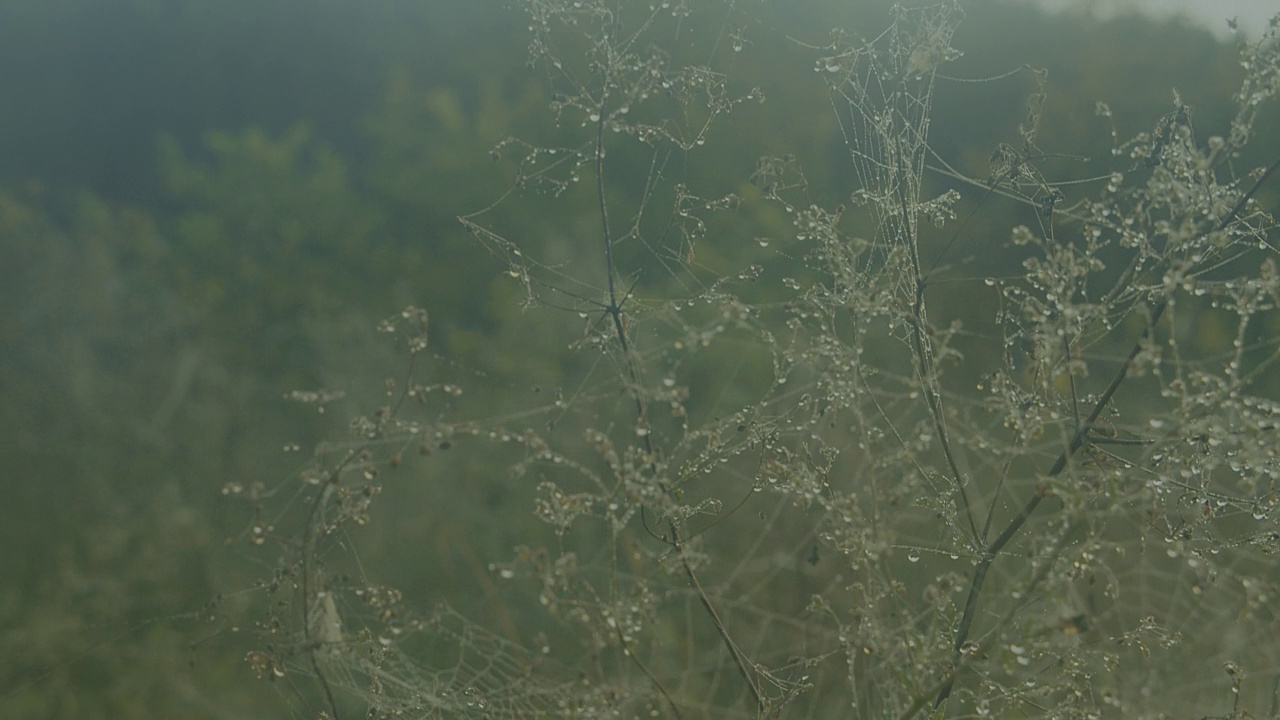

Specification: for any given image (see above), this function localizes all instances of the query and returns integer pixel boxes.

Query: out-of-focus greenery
[1,0,1276,717]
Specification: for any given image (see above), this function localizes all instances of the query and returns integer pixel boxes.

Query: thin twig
[591,83,766,715]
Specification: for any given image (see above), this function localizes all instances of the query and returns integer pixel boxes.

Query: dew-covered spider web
[225,1,1280,718]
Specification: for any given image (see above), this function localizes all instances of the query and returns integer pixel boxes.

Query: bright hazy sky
[1031,0,1277,37]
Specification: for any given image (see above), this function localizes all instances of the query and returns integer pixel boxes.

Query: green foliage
[159,125,383,338]
[0,189,277,719]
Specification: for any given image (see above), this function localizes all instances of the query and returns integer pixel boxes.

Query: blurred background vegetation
[1,0,1276,717]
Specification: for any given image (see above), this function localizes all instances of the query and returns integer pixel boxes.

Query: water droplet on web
[908,550,921,563]
[757,238,770,247]
[589,113,601,122]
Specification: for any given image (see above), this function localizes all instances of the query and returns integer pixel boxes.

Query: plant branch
[933,151,1280,710]
[591,86,766,715]
[895,140,980,545]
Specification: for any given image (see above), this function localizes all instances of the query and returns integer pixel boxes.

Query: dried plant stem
[934,153,1280,710]
[894,143,981,546]
[593,95,765,716]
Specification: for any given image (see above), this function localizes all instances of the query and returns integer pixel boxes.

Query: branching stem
[934,152,1279,710]
[592,87,765,716]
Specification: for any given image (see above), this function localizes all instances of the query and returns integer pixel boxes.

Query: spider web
[234,2,1280,718]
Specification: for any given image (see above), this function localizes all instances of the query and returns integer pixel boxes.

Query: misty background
[1,0,1276,717]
